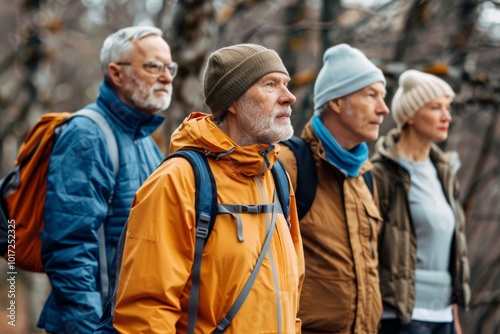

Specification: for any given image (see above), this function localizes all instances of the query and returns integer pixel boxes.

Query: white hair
[100,26,163,83]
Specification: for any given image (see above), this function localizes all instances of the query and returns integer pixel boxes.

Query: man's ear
[328,99,341,114]
[227,99,238,116]
[108,64,124,88]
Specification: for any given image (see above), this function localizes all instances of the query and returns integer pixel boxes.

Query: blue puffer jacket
[37,81,165,333]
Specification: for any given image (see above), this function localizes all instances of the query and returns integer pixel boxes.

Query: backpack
[166,150,290,334]
[280,136,373,220]
[96,149,291,334]
[0,109,118,273]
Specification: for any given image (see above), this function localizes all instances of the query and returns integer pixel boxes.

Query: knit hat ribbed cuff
[314,67,385,109]
[204,46,288,119]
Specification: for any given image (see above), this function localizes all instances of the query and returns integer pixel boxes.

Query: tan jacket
[370,128,471,324]
[113,112,305,333]
[279,122,382,334]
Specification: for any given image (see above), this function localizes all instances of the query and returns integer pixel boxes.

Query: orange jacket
[113,112,305,333]
[279,122,382,334]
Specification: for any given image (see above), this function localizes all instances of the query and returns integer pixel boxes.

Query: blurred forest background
[0,0,499,333]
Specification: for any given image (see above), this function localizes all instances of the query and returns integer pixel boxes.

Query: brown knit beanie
[392,69,455,127]
[203,43,289,119]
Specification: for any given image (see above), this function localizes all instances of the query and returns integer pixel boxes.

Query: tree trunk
[160,0,218,153]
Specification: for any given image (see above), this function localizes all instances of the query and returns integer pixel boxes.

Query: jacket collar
[371,128,400,165]
[373,128,460,175]
[95,81,165,139]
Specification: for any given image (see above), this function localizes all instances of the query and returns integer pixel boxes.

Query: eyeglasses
[116,60,178,78]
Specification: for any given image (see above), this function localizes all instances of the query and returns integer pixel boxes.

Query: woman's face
[407,96,453,143]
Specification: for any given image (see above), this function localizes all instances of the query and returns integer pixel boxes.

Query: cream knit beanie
[391,69,455,127]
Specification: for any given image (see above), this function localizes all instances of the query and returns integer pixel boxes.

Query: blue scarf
[311,115,368,177]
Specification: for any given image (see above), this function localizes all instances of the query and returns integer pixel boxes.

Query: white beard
[123,71,172,113]
[236,93,293,145]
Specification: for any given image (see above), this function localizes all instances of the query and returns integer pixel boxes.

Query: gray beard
[237,93,293,145]
[125,73,172,113]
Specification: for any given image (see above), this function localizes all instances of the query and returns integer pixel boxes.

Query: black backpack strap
[165,150,219,242]
[280,136,317,220]
[271,160,290,226]
[164,150,217,334]
[363,170,374,196]
[0,169,18,256]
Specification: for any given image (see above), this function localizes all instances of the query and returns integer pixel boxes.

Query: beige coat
[279,122,383,334]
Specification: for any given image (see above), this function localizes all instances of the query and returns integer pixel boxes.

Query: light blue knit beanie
[313,44,386,111]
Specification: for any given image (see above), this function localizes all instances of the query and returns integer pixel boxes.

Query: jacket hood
[170,112,280,177]
[371,128,400,165]
[372,128,461,172]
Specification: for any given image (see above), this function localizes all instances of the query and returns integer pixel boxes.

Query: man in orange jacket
[95,43,305,333]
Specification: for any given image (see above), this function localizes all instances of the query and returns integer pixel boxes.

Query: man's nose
[377,98,389,115]
[279,86,296,106]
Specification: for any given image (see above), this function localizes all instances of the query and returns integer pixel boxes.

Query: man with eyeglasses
[37,26,172,334]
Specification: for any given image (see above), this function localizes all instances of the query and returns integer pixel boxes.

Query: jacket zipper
[402,171,413,320]
[446,166,467,308]
[134,140,145,185]
[256,175,283,331]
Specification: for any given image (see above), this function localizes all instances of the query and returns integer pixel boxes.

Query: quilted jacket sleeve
[39,118,115,333]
